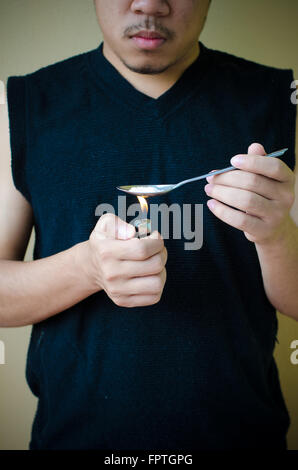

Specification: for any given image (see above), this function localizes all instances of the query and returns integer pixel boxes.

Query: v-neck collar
[87,40,212,119]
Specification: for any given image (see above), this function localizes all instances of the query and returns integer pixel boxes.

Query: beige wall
[0,0,297,450]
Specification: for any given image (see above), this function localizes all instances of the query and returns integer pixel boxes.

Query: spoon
[117,148,288,197]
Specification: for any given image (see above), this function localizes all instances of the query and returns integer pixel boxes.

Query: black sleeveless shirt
[7,41,296,450]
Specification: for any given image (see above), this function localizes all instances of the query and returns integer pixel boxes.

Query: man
[1,0,297,450]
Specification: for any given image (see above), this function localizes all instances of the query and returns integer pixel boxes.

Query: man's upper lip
[131,30,166,39]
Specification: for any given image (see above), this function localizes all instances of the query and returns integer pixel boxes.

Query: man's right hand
[87,213,167,308]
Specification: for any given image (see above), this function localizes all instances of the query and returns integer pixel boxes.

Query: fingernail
[206,175,214,182]
[207,199,216,210]
[204,184,213,194]
[231,155,244,165]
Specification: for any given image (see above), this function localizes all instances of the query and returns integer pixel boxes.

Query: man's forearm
[255,216,298,320]
[0,241,100,327]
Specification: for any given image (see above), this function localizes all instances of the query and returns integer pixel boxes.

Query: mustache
[124,23,175,40]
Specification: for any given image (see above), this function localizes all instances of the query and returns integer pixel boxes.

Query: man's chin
[121,58,173,75]
[126,65,170,75]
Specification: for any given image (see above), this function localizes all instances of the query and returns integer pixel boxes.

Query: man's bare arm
[0,244,100,327]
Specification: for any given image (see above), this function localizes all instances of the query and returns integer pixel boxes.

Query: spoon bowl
[117,184,174,197]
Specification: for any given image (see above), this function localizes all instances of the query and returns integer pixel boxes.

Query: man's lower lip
[131,36,166,50]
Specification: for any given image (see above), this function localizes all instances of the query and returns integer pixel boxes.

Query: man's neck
[102,42,200,99]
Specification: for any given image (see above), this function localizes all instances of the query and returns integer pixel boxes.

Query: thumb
[94,213,136,240]
[247,142,267,156]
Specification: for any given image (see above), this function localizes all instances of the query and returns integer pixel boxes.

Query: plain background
[0,0,297,450]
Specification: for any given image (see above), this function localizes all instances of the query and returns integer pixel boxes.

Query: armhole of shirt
[6,75,32,204]
[276,69,297,172]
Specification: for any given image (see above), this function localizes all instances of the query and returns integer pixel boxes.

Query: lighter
[133,196,151,238]
[133,218,152,238]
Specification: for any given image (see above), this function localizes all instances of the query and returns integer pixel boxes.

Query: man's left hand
[204,143,296,245]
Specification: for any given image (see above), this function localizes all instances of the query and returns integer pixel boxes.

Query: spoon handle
[175,148,288,189]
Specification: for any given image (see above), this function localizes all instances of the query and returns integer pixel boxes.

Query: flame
[137,195,148,215]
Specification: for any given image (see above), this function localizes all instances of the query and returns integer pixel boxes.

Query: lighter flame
[137,195,148,214]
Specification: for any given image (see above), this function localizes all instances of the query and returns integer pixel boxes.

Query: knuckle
[215,203,224,218]
[238,212,248,231]
[128,238,139,254]
[98,213,115,231]
[105,268,118,283]
[125,297,138,308]
[107,284,120,296]
[100,212,115,224]
[248,217,260,234]
[248,173,260,191]
[244,231,256,243]
[89,230,96,243]
[97,242,111,261]
[152,276,163,293]
[152,293,162,305]
[113,297,124,307]
[271,160,282,178]
[136,243,148,260]
[152,256,164,273]
[246,193,256,211]
[113,295,128,307]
